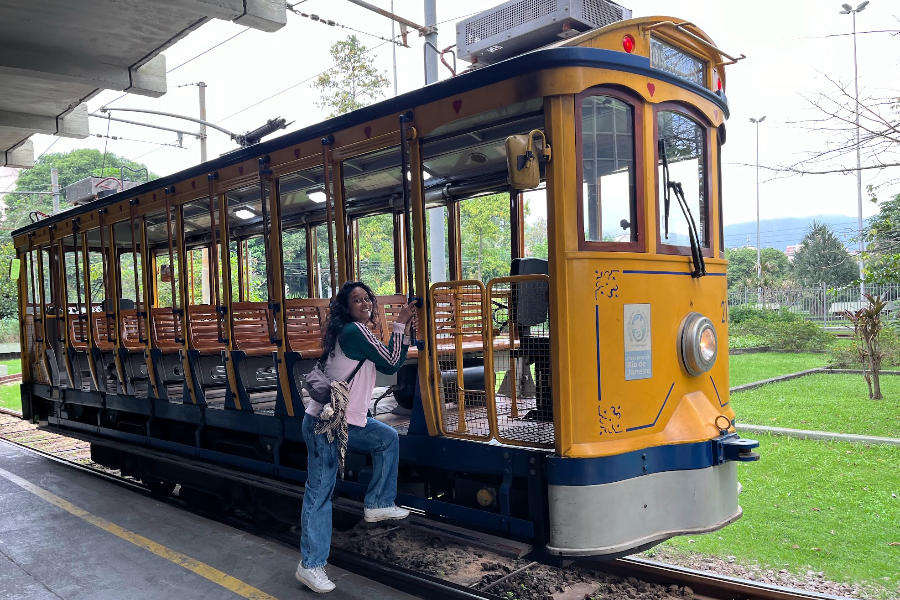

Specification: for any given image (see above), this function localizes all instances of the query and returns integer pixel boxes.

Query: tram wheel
[144,479,176,497]
[180,487,226,517]
[252,509,291,534]
[333,508,363,532]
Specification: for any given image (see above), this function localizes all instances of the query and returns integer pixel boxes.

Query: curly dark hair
[320,281,380,364]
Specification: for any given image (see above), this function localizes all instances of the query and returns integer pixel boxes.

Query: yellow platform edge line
[0,466,282,600]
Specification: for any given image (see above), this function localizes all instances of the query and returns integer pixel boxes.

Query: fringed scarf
[314,360,363,479]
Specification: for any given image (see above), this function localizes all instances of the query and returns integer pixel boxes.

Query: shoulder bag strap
[346,360,365,384]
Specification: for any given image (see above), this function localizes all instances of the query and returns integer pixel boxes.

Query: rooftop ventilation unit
[64,176,143,206]
[456,0,631,66]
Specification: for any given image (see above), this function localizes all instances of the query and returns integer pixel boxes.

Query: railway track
[0,411,852,600]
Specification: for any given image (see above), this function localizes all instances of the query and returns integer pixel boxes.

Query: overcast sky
[10,0,900,244]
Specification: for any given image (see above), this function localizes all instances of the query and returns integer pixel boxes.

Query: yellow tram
[14,10,758,559]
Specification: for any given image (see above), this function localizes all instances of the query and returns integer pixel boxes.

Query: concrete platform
[0,440,417,600]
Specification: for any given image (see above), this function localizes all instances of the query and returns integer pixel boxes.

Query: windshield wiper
[659,139,706,278]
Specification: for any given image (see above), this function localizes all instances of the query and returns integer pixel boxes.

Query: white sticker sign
[624,304,651,381]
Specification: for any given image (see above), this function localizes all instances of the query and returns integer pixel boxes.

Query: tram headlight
[678,312,718,376]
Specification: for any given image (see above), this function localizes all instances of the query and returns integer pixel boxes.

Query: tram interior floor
[0,441,418,600]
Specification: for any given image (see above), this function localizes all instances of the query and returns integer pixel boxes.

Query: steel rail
[0,416,851,600]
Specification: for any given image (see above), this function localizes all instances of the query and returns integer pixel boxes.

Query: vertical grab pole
[321,137,337,296]
[98,208,114,344]
[207,173,224,343]
[398,112,423,349]
[129,200,145,343]
[257,156,277,343]
[164,187,181,342]
[71,220,84,343]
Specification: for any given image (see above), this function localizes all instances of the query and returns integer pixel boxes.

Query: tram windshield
[657,110,708,249]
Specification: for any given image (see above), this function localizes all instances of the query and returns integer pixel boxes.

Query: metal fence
[728,283,900,330]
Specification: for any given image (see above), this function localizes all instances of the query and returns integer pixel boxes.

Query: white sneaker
[295,563,335,593]
[364,504,410,523]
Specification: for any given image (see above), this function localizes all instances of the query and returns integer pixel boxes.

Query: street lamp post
[749,116,766,284]
[839,1,869,298]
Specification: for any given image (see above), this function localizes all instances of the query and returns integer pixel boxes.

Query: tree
[460,193,511,283]
[1,149,157,232]
[861,191,900,283]
[725,247,791,290]
[312,35,391,118]
[761,74,900,189]
[791,221,858,287]
[843,294,886,400]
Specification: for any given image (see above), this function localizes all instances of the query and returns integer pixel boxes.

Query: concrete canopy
[0,0,286,169]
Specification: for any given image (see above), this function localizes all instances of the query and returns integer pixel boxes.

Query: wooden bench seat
[284,298,329,357]
[67,313,89,351]
[230,302,276,356]
[119,308,147,352]
[150,308,183,353]
[187,305,226,354]
[90,313,116,352]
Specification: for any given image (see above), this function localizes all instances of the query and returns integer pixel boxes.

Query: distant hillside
[723,215,861,251]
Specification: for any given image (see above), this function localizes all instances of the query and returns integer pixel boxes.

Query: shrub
[0,318,18,344]
[731,317,832,350]
[829,330,900,368]
[729,306,804,325]
[729,305,770,324]
[729,334,767,349]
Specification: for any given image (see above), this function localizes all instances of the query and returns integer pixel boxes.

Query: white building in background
[785,244,803,261]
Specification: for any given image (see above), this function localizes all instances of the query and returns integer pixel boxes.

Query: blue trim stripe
[595,305,602,403]
[623,270,726,276]
[710,375,728,407]
[626,382,675,432]
[546,434,740,486]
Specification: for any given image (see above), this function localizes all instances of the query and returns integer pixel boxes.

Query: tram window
[64,251,84,307]
[355,213,395,294]
[185,247,211,305]
[523,188,549,260]
[119,252,143,301]
[41,249,51,304]
[88,251,105,304]
[423,208,450,285]
[154,253,179,308]
[460,192,511,283]
[579,94,637,245]
[282,227,309,299]
[657,110,708,249]
[718,134,724,254]
[244,236,268,301]
[313,224,334,299]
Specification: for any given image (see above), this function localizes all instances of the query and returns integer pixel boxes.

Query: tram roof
[13,42,729,239]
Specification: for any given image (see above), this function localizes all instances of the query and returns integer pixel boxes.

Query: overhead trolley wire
[216,9,479,126]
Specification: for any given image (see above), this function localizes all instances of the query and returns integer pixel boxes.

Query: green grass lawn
[729,352,829,387]
[733,374,900,438]
[0,358,22,412]
[652,435,900,598]
[0,383,20,412]
[1,358,21,376]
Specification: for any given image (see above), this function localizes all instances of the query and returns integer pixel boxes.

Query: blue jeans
[300,413,401,568]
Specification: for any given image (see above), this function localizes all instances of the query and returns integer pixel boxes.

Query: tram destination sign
[650,37,706,88]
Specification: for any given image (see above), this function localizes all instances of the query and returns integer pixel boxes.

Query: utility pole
[198,82,208,163]
[391,0,398,97]
[424,0,446,283]
[749,116,765,283]
[50,168,60,215]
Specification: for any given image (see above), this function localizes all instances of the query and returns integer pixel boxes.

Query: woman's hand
[398,301,417,326]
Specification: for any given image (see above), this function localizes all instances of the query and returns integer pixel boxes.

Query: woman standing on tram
[296,281,418,593]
